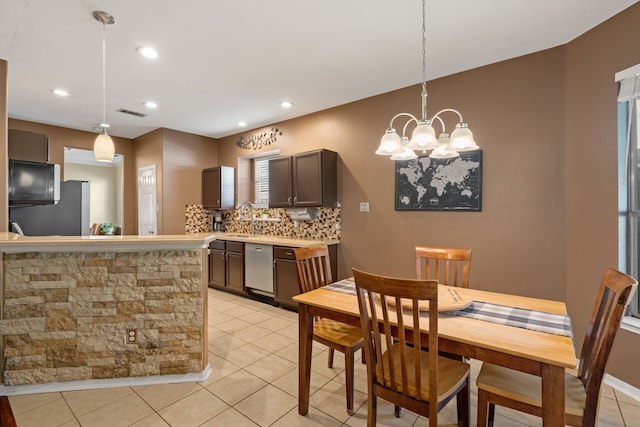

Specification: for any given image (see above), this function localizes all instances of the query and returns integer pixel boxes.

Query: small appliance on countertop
[213,211,224,231]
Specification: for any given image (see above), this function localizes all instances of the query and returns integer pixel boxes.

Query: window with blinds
[253,156,272,205]
[236,150,280,208]
[617,66,640,318]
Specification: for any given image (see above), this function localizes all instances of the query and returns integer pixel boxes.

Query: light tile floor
[8,287,640,426]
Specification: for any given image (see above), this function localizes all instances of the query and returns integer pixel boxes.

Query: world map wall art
[395,150,482,211]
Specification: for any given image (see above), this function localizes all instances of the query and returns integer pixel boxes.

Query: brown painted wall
[6,119,136,234]
[133,129,164,234]
[219,46,567,300]
[565,3,640,389]
[161,128,218,235]
[0,60,7,232]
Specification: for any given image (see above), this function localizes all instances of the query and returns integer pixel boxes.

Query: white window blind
[253,156,272,205]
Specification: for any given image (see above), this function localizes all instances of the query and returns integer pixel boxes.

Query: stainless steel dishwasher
[245,243,274,296]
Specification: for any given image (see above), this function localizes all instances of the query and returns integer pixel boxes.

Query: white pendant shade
[94,132,115,162]
[375,129,403,155]
[449,124,478,151]
[407,122,439,150]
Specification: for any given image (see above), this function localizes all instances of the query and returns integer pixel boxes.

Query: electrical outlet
[126,329,137,344]
[359,202,370,212]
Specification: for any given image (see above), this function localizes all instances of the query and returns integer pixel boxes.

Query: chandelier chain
[421,0,427,94]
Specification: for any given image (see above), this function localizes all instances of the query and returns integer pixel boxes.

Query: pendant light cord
[101,21,107,130]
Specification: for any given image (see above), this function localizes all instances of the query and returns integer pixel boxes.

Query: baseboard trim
[0,364,211,396]
[605,373,640,401]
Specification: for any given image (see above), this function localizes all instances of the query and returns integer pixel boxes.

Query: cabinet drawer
[210,240,225,250]
[226,241,245,253]
[274,246,295,260]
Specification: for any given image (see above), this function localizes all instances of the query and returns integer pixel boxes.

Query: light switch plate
[359,202,370,212]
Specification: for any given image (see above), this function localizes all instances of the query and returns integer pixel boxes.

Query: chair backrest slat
[415,246,472,288]
[293,246,333,293]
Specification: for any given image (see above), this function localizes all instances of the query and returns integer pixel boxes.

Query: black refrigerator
[9,180,90,236]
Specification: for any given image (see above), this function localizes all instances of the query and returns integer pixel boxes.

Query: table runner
[324,279,573,339]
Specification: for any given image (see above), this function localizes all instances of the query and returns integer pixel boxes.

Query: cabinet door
[209,248,226,288]
[268,157,293,207]
[202,167,221,209]
[292,151,323,207]
[273,249,300,311]
[226,251,245,293]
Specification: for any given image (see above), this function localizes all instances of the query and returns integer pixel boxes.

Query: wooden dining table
[293,281,577,427]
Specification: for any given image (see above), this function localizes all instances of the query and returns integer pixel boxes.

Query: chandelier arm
[431,108,465,124]
[401,116,420,138]
[432,115,446,133]
[421,0,427,121]
[387,112,419,130]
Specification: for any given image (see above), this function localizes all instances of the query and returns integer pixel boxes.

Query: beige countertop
[0,232,217,252]
[0,231,338,252]
[207,231,339,247]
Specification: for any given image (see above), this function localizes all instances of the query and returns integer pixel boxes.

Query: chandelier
[376,0,479,161]
[93,11,115,162]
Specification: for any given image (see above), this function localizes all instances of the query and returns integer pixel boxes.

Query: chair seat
[314,318,363,348]
[378,343,470,404]
[477,362,587,418]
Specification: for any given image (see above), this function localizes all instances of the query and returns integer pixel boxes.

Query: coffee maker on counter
[213,211,224,231]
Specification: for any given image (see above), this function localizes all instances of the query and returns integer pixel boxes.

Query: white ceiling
[1,0,638,140]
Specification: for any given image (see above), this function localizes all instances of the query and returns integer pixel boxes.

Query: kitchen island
[0,232,215,389]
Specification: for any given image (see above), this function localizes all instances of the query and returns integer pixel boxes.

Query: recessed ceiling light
[52,88,70,97]
[143,101,158,109]
[238,121,247,127]
[280,101,293,108]
[137,46,158,59]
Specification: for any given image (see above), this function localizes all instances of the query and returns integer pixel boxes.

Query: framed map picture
[395,150,482,211]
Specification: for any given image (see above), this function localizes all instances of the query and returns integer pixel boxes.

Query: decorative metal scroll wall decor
[236,128,282,150]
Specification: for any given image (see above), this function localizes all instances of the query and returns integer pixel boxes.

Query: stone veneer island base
[0,233,214,389]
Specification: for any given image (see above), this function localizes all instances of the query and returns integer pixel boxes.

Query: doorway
[63,147,124,230]
[138,164,157,235]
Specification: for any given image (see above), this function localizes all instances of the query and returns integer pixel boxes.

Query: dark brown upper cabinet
[202,166,235,209]
[8,129,50,163]
[268,149,337,208]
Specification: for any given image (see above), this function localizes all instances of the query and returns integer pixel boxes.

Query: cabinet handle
[288,196,292,203]
[222,253,226,260]
[217,200,221,207]
[293,196,297,203]
[285,251,293,256]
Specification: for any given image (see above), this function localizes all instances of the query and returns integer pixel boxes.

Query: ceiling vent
[117,108,147,118]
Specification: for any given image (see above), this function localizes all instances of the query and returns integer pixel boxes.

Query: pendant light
[376,0,479,160]
[93,11,115,162]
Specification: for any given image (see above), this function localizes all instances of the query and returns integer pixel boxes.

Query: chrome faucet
[237,201,256,235]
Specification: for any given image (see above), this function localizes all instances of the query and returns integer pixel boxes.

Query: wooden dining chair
[293,246,364,415]
[415,245,472,288]
[352,268,470,427]
[476,267,638,427]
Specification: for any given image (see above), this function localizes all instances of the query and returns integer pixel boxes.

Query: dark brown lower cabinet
[273,246,299,310]
[209,240,245,294]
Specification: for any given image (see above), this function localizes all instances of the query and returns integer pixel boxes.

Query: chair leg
[394,405,401,417]
[361,348,365,364]
[477,388,489,427]
[456,378,470,427]
[367,394,377,427]
[328,348,335,368]
[345,349,355,415]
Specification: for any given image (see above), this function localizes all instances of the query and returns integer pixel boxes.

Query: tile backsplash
[185,204,341,240]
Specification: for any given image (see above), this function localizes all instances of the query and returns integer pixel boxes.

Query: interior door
[138,165,157,235]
